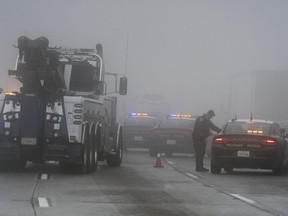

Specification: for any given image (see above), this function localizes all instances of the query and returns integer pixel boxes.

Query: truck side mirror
[119,77,127,95]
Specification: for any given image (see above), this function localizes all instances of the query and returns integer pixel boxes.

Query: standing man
[192,110,221,171]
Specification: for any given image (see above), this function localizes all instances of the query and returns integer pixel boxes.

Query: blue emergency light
[130,112,148,117]
[170,114,192,118]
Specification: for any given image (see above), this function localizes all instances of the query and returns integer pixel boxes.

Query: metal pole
[125,34,129,76]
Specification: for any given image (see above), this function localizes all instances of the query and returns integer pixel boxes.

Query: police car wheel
[149,147,157,157]
[165,152,172,157]
[224,167,233,173]
[272,159,285,176]
[211,159,221,174]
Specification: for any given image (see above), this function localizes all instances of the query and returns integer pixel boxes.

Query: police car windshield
[224,122,272,135]
[159,118,195,129]
[124,117,159,127]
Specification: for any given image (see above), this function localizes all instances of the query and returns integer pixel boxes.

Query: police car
[211,118,288,175]
[123,112,160,150]
[148,114,196,157]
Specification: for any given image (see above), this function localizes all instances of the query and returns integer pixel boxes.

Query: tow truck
[0,36,127,173]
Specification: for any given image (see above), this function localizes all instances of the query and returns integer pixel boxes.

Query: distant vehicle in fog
[148,114,196,157]
[123,112,160,150]
[211,118,288,175]
[123,94,171,118]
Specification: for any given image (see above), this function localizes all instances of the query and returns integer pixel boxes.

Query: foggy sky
[1,0,288,125]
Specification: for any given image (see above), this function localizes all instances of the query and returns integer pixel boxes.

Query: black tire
[107,124,123,167]
[211,159,221,174]
[87,132,94,173]
[76,126,90,174]
[91,126,100,171]
[224,167,233,173]
[165,152,173,157]
[273,160,285,176]
[59,161,72,170]
[12,160,27,171]
[149,147,157,157]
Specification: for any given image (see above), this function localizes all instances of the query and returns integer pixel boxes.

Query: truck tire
[76,125,90,174]
[87,132,93,173]
[91,126,100,171]
[107,124,123,167]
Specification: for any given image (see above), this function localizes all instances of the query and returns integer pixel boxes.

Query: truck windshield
[69,64,96,92]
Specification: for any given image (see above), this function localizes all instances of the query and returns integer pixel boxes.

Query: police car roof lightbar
[131,112,148,116]
[170,114,192,118]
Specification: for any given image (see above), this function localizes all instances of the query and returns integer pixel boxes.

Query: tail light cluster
[213,136,277,146]
[263,139,277,145]
[213,136,225,144]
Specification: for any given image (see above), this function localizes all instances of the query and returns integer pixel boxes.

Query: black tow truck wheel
[107,124,123,167]
[73,125,90,174]
[91,126,100,171]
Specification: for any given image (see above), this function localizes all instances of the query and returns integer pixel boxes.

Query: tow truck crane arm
[9,36,66,94]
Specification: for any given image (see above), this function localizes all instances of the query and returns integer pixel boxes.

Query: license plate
[167,139,176,145]
[21,138,37,145]
[237,150,250,157]
[134,136,143,141]
[226,143,243,148]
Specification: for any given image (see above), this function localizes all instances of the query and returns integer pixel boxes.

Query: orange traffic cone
[154,153,164,168]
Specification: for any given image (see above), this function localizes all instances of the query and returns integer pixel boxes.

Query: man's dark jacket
[192,115,221,138]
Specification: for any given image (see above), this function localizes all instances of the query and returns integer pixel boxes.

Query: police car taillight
[264,139,277,145]
[213,137,224,144]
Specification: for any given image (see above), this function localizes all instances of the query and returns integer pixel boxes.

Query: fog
[1,0,288,126]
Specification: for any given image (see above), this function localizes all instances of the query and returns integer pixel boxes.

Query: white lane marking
[230,193,256,204]
[38,197,50,207]
[40,174,48,180]
[167,161,174,165]
[185,172,199,179]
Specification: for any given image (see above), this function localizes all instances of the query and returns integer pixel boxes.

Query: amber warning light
[247,130,263,134]
[4,92,16,95]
